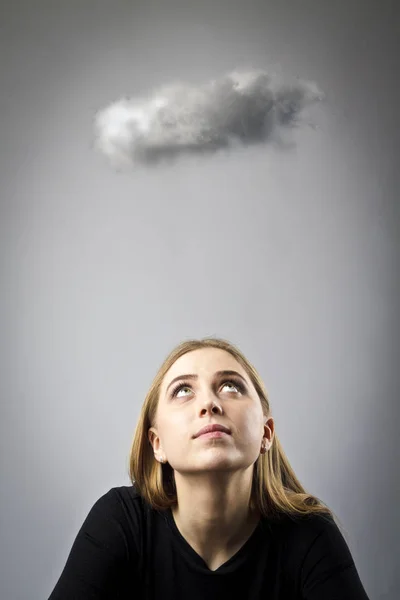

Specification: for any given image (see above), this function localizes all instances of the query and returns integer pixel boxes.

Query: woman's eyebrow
[165,370,246,394]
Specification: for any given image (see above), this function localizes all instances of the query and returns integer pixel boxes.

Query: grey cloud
[94,69,324,169]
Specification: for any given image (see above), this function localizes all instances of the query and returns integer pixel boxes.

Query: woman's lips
[196,430,229,439]
[193,424,231,438]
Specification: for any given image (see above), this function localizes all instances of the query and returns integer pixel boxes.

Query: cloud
[94,69,324,168]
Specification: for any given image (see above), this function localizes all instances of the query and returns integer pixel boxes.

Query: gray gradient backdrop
[1,1,399,599]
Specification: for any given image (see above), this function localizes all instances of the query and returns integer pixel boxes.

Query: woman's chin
[190,449,243,472]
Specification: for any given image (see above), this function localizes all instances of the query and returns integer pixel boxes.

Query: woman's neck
[171,467,260,571]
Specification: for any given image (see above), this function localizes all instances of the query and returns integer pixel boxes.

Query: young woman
[49,337,370,599]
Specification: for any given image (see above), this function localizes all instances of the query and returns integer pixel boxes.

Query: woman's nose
[199,397,223,416]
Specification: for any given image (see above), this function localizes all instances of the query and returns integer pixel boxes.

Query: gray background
[1,1,399,598]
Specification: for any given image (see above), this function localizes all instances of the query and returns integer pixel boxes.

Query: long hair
[128,337,334,521]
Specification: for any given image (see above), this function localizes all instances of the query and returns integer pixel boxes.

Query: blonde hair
[128,337,334,521]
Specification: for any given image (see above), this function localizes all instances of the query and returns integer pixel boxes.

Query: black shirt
[48,485,369,599]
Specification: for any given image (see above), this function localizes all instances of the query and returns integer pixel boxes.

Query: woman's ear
[148,427,160,452]
[148,427,167,463]
[262,416,275,451]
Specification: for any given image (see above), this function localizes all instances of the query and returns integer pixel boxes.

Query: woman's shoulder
[92,483,146,519]
[80,482,147,536]
[101,482,143,503]
[264,510,353,567]
[264,510,342,548]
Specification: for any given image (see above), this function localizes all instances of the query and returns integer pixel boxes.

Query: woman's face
[149,348,274,474]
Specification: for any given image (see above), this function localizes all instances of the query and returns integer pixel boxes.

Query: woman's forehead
[163,348,246,384]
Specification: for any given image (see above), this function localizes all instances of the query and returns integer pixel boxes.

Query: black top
[48,485,369,599]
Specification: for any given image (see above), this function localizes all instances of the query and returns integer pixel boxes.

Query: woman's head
[129,337,332,519]
[149,345,274,479]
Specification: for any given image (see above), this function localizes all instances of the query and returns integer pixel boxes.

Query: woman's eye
[172,380,243,399]
[175,385,192,398]
[222,382,241,393]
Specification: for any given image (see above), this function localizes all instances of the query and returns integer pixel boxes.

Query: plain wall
[0,1,399,598]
